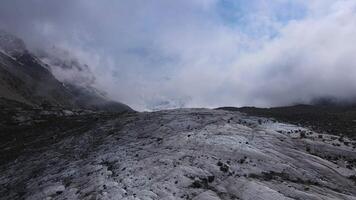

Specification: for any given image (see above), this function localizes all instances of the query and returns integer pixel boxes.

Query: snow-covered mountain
[0,31,132,112]
[0,108,355,199]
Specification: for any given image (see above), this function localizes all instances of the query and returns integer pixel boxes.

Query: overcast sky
[1,0,356,110]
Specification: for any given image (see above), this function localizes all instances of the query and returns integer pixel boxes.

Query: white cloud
[226,0,356,106]
[1,0,356,110]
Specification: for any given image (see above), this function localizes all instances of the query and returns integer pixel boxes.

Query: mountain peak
[0,30,27,56]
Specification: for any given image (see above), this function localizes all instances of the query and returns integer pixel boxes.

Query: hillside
[0,31,132,113]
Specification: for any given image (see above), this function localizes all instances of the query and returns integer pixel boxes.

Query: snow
[192,190,220,200]
[0,48,18,61]
[0,108,355,200]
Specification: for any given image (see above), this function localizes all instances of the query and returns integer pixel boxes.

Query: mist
[1,0,356,110]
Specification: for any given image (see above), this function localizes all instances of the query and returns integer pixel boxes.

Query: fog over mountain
[1,0,356,110]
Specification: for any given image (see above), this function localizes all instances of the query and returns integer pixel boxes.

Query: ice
[1,108,355,200]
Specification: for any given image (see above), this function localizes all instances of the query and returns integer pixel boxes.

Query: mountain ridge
[0,31,132,113]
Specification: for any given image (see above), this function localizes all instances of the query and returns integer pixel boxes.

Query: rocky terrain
[1,108,356,200]
[219,105,356,139]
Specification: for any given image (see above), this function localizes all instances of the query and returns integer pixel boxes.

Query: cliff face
[1,108,355,200]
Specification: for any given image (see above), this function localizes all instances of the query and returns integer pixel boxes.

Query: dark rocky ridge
[218,104,356,139]
[0,98,125,165]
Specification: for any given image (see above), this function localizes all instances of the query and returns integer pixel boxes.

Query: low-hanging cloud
[0,0,356,110]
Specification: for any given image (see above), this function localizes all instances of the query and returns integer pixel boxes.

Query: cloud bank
[0,0,356,110]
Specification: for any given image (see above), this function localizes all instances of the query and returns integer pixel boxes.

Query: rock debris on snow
[1,108,356,200]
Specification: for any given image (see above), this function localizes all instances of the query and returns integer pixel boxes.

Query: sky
[1,0,356,110]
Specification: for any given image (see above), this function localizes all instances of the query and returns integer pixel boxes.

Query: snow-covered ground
[1,109,356,200]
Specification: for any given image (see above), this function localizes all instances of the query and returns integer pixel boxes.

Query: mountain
[0,108,355,199]
[0,31,356,200]
[0,31,132,112]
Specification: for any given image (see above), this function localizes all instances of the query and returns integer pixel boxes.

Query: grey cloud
[1,0,355,110]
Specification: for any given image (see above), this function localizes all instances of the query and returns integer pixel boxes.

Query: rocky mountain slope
[1,108,355,200]
[0,31,132,112]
